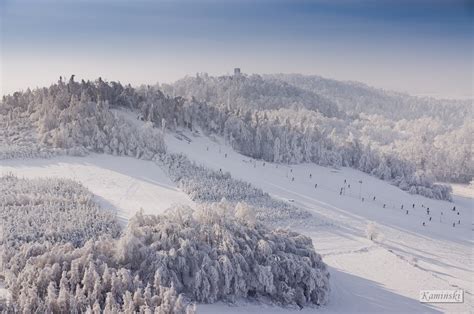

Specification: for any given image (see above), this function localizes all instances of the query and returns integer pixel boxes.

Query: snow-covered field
[0,154,193,223]
[166,131,473,313]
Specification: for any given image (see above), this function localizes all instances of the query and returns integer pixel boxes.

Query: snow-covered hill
[1,131,472,312]
[2,126,471,312]
[266,73,471,123]
[1,78,472,312]
[165,130,473,313]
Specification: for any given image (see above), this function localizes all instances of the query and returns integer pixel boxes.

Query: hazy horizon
[1,0,473,99]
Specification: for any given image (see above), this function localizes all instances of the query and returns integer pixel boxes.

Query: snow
[0,154,193,223]
[1,129,472,312]
[449,183,474,199]
[165,131,473,313]
[0,280,10,308]
[2,76,472,312]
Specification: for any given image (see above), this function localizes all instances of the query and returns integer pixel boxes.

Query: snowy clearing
[0,154,193,223]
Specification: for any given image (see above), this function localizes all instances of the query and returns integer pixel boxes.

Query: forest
[2,74,469,202]
[1,176,329,312]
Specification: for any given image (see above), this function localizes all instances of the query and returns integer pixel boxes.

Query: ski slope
[166,131,473,313]
[1,128,471,312]
[0,154,193,223]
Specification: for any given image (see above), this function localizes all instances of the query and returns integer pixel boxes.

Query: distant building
[234,68,241,76]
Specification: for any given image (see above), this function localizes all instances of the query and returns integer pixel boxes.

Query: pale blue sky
[1,0,473,98]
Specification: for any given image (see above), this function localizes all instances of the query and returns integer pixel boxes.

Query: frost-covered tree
[365,222,379,241]
[1,174,330,312]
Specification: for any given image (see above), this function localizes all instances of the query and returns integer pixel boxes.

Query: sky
[1,0,473,98]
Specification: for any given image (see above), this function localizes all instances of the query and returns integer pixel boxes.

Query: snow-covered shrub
[157,153,312,223]
[235,201,256,227]
[365,221,382,242]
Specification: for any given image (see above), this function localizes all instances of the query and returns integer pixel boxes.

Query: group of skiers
[336,178,463,230]
[416,204,461,228]
[227,152,465,230]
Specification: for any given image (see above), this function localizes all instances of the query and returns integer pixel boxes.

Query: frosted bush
[365,221,382,242]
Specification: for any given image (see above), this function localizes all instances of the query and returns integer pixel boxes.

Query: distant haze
[1,0,473,99]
